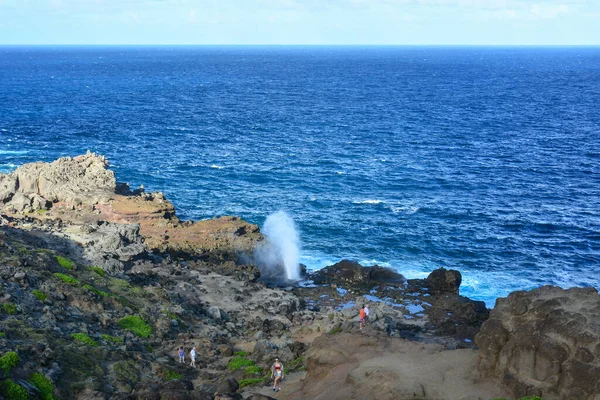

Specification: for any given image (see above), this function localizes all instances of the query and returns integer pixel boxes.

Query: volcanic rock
[475,285,600,400]
[425,267,462,295]
[310,260,405,287]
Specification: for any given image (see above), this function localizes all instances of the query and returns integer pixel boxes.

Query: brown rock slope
[281,332,509,400]
[0,152,263,269]
[475,285,600,400]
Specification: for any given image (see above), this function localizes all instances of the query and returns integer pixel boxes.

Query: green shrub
[32,289,47,302]
[55,255,74,270]
[0,351,20,374]
[163,370,183,381]
[227,356,255,371]
[90,266,105,277]
[2,303,17,315]
[0,379,29,400]
[53,273,79,285]
[234,351,248,357]
[0,332,5,338]
[118,316,153,338]
[29,373,55,400]
[71,333,98,347]
[244,365,263,375]
[239,378,263,388]
[82,284,110,297]
[328,326,342,335]
[101,334,124,344]
[291,356,304,370]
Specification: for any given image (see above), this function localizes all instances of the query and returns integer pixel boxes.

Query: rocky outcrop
[310,260,405,287]
[475,286,600,400]
[1,154,264,273]
[282,332,509,400]
[0,151,115,213]
[425,267,461,295]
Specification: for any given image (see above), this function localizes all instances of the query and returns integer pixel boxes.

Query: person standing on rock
[359,305,366,330]
[364,304,370,326]
[178,346,185,364]
[271,357,284,392]
[190,346,197,367]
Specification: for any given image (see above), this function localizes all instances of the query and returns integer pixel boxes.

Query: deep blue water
[1,46,600,306]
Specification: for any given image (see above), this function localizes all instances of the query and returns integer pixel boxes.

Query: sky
[0,0,598,45]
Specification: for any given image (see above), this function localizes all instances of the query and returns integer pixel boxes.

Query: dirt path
[241,371,307,399]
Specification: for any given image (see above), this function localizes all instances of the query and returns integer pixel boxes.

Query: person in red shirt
[359,305,366,330]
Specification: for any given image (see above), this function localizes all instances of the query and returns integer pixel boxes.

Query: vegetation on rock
[239,378,264,388]
[53,273,79,285]
[29,373,56,400]
[113,361,140,384]
[227,356,255,371]
[163,370,183,381]
[0,379,29,400]
[244,365,263,375]
[0,351,20,374]
[90,266,105,276]
[1,303,17,315]
[71,332,99,347]
[32,289,48,302]
[118,316,153,338]
[101,334,124,344]
[55,255,74,270]
[82,284,110,297]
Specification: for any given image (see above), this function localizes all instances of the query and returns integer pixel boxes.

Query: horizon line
[1,43,599,47]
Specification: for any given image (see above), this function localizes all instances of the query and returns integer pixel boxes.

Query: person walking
[190,346,197,367]
[271,357,284,392]
[364,304,370,326]
[178,346,185,364]
[359,305,366,330]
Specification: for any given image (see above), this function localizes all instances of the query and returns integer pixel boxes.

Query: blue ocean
[1,46,599,307]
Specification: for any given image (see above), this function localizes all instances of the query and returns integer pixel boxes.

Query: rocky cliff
[0,152,263,273]
[1,153,598,400]
[475,285,600,400]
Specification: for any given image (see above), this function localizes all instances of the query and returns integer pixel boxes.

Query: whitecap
[391,205,420,215]
[336,171,344,175]
[353,199,385,205]
[210,165,224,169]
[0,150,28,155]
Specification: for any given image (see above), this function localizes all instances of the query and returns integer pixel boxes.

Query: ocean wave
[353,199,385,205]
[0,150,28,155]
[0,163,17,172]
[210,165,224,169]
[391,205,420,215]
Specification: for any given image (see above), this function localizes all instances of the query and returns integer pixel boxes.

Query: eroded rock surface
[282,332,509,400]
[475,286,600,400]
[0,153,264,273]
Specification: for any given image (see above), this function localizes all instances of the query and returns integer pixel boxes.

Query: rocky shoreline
[0,153,598,400]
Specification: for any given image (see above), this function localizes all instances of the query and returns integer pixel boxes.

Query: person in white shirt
[364,304,370,325]
[190,346,197,367]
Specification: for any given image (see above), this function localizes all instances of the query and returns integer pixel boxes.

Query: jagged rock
[475,286,600,400]
[132,382,160,399]
[425,295,489,341]
[2,151,116,210]
[215,377,239,395]
[310,260,405,287]
[426,268,462,295]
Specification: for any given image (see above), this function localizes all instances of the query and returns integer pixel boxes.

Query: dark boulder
[311,260,405,287]
[215,377,239,395]
[425,268,461,295]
